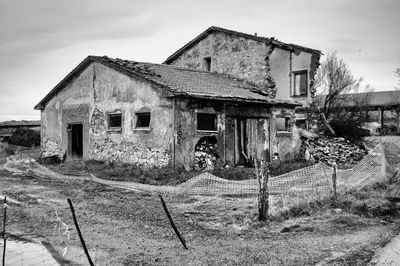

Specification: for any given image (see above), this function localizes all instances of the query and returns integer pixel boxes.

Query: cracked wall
[168,32,277,96]
[270,108,302,161]
[168,31,319,102]
[41,62,173,167]
[174,98,225,170]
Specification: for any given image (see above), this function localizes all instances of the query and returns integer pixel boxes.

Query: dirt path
[370,231,400,265]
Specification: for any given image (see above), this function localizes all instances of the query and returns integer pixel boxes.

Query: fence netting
[1,142,398,265]
[4,143,391,197]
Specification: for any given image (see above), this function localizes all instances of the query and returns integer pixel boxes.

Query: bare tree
[396,68,400,89]
[315,51,362,119]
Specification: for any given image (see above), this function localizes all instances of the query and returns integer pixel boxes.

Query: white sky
[0,0,399,121]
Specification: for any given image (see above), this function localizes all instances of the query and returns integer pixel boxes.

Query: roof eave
[171,93,301,107]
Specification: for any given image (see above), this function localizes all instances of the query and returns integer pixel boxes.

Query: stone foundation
[41,138,63,159]
[89,137,170,167]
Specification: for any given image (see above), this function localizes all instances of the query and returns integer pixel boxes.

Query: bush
[8,127,40,147]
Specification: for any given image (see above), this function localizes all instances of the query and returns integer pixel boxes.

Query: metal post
[159,195,188,249]
[67,199,94,266]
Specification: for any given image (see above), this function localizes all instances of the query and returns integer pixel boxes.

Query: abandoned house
[164,26,322,129]
[34,56,303,170]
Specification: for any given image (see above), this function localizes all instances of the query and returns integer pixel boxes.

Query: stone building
[34,56,301,169]
[164,26,321,129]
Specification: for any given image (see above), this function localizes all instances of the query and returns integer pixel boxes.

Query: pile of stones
[194,137,219,170]
[300,130,367,167]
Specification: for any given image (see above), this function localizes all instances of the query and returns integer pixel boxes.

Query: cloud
[0,0,162,58]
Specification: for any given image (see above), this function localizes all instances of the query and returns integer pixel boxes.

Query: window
[293,70,308,97]
[108,112,122,129]
[276,117,291,131]
[203,57,211,72]
[197,113,216,131]
[136,112,151,128]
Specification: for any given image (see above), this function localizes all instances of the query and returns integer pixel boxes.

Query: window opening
[136,112,151,128]
[293,71,308,96]
[108,112,122,128]
[203,57,211,71]
[197,113,216,131]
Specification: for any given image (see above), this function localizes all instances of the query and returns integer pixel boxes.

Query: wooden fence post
[332,163,337,199]
[256,161,269,221]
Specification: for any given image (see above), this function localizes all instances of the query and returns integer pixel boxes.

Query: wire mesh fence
[0,141,398,265]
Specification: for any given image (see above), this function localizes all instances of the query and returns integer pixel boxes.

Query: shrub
[9,127,40,147]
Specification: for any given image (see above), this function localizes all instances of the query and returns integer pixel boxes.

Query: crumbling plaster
[270,108,301,161]
[168,32,318,103]
[174,98,225,170]
[41,62,174,166]
[168,32,276,95]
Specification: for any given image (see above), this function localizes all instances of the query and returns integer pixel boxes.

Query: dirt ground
[1,165,400,265]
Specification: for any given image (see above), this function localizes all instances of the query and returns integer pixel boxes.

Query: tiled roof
[0,120,41,127]
[34,56,301,110]
[164,26,322,64]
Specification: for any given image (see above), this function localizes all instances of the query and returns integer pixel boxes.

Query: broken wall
[174,98,225,170]
[41,62,174,166]
[270,49,314,106]
[270,108,302,161]
[168,31,319,103]
[168,32,276,96]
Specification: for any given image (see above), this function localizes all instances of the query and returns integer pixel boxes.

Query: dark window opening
[296,119,306,129]
[197,113,216,131]
[203,57,211,72]
[109,113,122,128]
[293,71,308,97]
[136,112,151,128]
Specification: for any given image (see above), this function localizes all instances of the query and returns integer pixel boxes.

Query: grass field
[1,165,399,265]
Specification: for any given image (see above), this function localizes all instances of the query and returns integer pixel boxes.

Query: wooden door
[235,118,269,166]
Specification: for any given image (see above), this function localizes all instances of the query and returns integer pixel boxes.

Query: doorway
[67,123,83,157]
[235,118,269,166]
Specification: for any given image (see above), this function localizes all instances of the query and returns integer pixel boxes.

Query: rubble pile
[301,136,368,167]
[194,137,219,170]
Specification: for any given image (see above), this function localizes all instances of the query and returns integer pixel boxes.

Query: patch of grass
[211,166,256,180]
[269,159,315,176]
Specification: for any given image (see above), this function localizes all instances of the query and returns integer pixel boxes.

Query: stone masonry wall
[169,32,277,96]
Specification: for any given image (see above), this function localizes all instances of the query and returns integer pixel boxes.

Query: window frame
[197,112,217,132]
[135,112,151,129]
[292,70,308,97]
[107,111,122,131]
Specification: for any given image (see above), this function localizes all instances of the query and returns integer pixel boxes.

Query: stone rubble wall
[168,32,277,96]
[88,137,170,167]
[41,138,63,159]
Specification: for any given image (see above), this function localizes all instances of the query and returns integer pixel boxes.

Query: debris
[194,137,219,170]
[301,136,367,167]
